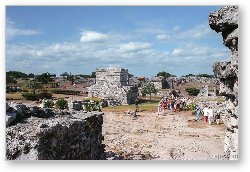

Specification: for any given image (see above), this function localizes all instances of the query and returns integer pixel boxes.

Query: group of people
[157,95,189,112]
[195,105,220,125]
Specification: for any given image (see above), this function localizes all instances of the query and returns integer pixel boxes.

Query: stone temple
[88,67,138,105]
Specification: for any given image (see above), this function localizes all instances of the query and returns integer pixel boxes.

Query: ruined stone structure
[6,102,105,160]
[150,76,169,89]
[88,67,138,104]
[209,6,239,160]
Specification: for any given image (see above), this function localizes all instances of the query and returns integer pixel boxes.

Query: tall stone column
[209,6,239,160]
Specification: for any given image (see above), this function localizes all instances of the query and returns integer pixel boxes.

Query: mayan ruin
[4,5,242,164]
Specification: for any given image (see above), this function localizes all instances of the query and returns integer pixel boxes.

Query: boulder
[29,106,55,118]
[6,112,17,126]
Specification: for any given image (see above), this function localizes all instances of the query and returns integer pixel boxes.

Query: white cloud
[155,34,170,40]
[172,48,184,56]
[6,18,40,40]
[177,24,213,39]
[80,31,108,43]
[118,42,152,53]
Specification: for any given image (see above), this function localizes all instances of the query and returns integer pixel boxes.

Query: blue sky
[6,6,231,77]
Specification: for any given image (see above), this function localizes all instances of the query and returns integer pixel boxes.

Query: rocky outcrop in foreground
[209,6,239,160]
[6,102,105,160]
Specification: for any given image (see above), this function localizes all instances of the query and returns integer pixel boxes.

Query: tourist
[135,98,139,112]
[195,106,201,121]
[158,98,163,112]
[208,106,214,125]
[167,98,171,110]
[162,99,166,112]
[215,110,221,125]
[203,105,209,124]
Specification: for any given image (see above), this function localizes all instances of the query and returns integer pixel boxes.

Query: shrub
[84,102,102,112]
[22,93,38,101]
[43,99,54,108]
[51,89,80,95]
[185,103,197,111]
[55,98,68,110]
[38,92,53,99]
[185,87,200,96]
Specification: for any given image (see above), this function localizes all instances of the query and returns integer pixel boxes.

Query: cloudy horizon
[6,6,231,77]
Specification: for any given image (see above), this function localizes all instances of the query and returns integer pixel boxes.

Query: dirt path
[102,110,226,160]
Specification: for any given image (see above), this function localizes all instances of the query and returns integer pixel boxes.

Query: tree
[185,87,200,96]
[26,81,43,94]
[91,72,96,78]
[196,74,214,78]
[67,74,75,85]
[183,73,196,77]
[157,71,176,78]
[36,72,54,85]
[141,83,157,103]
[6,71,29,78]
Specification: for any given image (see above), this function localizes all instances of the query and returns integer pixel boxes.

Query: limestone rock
[6,112,17,126]
[209,5,239,160]
[88,67,138,105]
[29,106,55,118]
[6,108,105,160]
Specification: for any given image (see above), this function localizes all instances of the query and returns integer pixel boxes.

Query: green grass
[82,97,102,102]
[103,102,158,112]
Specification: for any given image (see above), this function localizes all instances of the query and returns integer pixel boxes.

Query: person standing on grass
[203,105,209,124]
[135,98,139,112]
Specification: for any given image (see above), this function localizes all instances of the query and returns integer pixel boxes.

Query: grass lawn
[6,93,24,100]
[102,102,158,112]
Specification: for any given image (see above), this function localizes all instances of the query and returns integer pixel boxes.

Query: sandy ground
[102,110,226,160]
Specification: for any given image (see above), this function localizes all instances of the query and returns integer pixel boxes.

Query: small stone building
[150,76,169,89]
[88,67,138,104]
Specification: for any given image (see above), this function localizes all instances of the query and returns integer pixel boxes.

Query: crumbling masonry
[6,102,105,160]
[209,6,239,160]
[88,67,138,104]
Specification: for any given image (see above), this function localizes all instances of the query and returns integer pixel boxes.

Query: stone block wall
[88,67,138,104]
[209,5,239,160]
[6,103,105,160]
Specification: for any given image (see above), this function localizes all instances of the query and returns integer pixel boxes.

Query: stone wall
[6,102,105,160]
[88,67,138,104]
[150,76,169,89]
[209,6,239,160]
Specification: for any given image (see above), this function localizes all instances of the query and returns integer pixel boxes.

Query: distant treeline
[182,73,214,78]
[6,71,96,79]
[6,71,34,79]
[156,71,214,78]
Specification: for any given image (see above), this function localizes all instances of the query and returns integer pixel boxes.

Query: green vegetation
[22,93,39,101]
[51,89,80,95]
[43,99,54,108]
[182,73,214,78]
[6,71,34,79]
[83,97,102,102]
[103,102,158,112]
[157,71,176,78]
[26,82,43,94]
[141,83,157,103]
[84,102,101,112]
[184,103,197,111]
[22,92,53,101]
[36,72,55,84]
[185,87,200,96]
[196,74,214,78]
[55,98,68,110]
[183,73,196,77]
